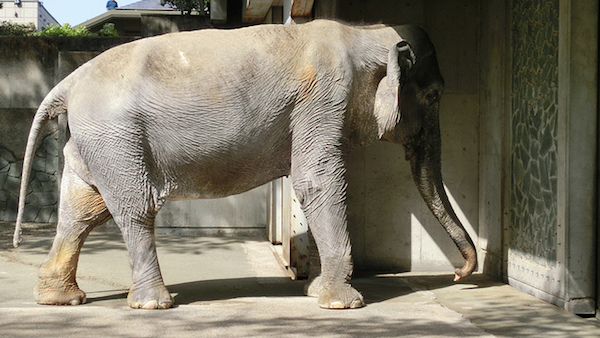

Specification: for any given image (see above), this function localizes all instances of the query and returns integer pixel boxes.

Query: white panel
[155,184,269,228]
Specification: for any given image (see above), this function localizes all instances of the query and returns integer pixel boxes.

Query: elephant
[13,19,476,310]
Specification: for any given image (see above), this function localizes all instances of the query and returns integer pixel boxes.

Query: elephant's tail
[13,84,69,248]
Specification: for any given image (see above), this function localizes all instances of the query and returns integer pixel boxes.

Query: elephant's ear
[386,40,416,88]
[374,41,416,140]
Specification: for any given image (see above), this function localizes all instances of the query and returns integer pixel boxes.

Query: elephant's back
[62,20,362,200]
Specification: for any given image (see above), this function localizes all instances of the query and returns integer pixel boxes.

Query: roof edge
[76,10,183,28]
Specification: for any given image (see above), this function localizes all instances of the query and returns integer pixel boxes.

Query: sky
[42,0,140,26]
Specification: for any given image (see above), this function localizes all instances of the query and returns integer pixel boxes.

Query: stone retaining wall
[0,37,133,223]
[0,130,59,222]
[0,36,268,231]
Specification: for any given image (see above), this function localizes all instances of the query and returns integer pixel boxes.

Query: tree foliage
[32,23,94,37]
[0,22,119,37]
[160,0,210,15]
[97,23,119,37]
[0,22,36,36]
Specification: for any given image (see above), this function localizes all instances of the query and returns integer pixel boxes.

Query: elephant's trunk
[408,118,477,281]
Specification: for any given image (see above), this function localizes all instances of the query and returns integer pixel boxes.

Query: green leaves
[98,23,119,37]
[0,22,35,36]
[32,23,94,37]
[0,22,119,37]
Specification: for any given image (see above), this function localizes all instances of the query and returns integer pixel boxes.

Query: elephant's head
[374,26,477,281]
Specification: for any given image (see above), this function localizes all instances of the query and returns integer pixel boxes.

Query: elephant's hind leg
[81,137,172,310]
[97,177,172,309]
[35,160,111,305]
[114,209,173,310]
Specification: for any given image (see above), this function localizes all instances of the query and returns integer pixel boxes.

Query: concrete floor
[1,222,599,337]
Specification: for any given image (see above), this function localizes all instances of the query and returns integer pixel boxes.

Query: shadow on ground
[2,222,599,337]
[83,273,497,309]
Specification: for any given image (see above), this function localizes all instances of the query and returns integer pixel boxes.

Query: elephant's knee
[293,170,334,207]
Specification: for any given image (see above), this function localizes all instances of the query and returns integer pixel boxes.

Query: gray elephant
[13,20,476,310]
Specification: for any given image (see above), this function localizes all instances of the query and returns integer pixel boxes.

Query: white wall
[154,186,269,235]
[333,0,481,273]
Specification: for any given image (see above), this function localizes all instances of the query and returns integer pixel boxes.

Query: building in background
[0,0,58,29]
[78,0,200,38]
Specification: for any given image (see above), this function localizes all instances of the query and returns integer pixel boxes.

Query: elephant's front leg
[303,230,323,298]
[292,149,364,309]
[116,217,173,309]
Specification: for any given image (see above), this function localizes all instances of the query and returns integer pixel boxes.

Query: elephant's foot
[127,284,173,309]
[318,283,364,309]
[34,279,87,306]
[304,275,323,298]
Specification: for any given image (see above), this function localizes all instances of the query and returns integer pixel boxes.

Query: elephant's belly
[163,156,290,201]
[147,112,293,201]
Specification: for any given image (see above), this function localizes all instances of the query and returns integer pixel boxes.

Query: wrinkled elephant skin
[14,20,477,310]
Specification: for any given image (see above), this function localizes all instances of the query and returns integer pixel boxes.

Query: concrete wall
[327,0,481,273]
[557,0,598,314]
[478,0,505,279]
[154,187,269,235]
[328,0,599,314]
[0,36,269,232]
[140,14,212,37]
[479,0,599,315]
[0,37,132,223]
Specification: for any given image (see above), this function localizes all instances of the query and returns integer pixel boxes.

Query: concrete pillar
[242,0,274,23]
[210,0,227,23]
[478,0,506,279]
[557,0,598,315]
[313,0,338,18]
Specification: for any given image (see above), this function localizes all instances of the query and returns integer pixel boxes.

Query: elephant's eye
[426,91,440,102]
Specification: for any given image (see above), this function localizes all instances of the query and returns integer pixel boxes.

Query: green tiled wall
[510,0,559,267]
